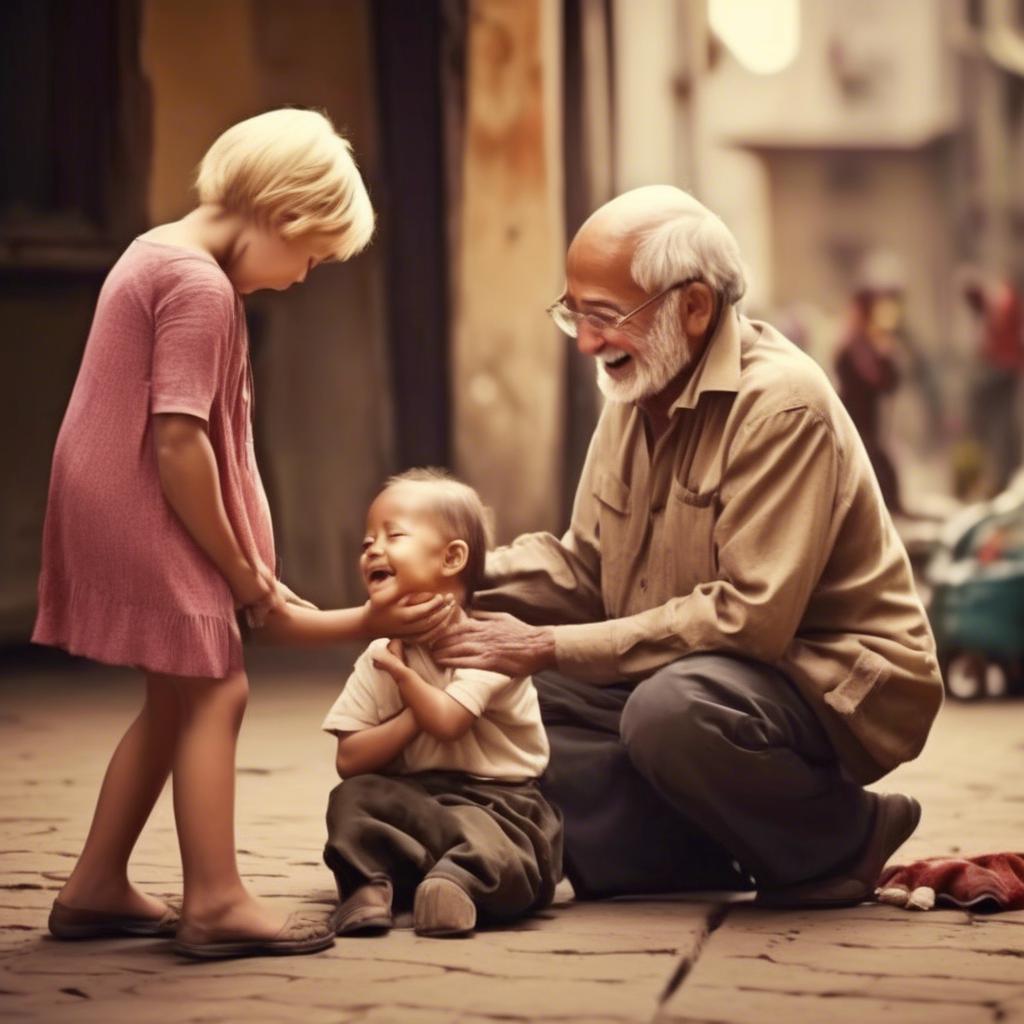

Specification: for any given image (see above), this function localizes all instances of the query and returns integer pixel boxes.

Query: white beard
[595,295,690,404]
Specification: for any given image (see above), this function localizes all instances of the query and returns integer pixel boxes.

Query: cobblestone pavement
[1,649,1022,1024]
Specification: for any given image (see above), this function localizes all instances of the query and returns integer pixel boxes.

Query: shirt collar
[668,305,743,413]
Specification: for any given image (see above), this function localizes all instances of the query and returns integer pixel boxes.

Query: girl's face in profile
[227,225,337,294]
[360,485,462,604]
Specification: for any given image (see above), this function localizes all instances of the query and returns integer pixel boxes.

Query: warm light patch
[709,0,800,75]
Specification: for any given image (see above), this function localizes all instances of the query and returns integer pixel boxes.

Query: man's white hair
[629,192,747,307]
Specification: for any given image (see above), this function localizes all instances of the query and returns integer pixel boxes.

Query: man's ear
[441,540,469,577]
[680,282,716,338]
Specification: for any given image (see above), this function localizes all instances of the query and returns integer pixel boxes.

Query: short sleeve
[321,645,392,734]
[444,668,515,717]
[151,263,236,421]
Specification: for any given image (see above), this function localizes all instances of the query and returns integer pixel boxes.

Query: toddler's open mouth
[366,567,396,586]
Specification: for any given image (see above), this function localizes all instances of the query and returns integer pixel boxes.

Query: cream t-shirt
[321,639,549,781]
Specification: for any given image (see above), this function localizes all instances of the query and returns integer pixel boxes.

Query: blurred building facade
[3,0,1024,642]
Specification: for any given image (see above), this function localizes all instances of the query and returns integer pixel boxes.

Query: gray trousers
[535,654,875,898]
[324,771,564,923]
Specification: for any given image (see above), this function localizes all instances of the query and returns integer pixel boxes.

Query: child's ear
[441,540,469,577]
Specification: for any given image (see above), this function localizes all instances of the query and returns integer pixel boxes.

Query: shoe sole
[334,911,394,936]
[48,902,180,941]
[49,920,178,940]
[173,932,335,960]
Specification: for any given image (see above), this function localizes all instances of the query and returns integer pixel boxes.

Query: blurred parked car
[925,473,1024,699]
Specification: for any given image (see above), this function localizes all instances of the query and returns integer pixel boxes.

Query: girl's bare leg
[57,675,180,917]
[171,669,288,937]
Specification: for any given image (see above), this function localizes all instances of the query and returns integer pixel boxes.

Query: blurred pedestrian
[964,276,1024,496]
[834,257,905,512]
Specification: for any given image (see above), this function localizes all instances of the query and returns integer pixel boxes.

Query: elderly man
[432,186,943,907]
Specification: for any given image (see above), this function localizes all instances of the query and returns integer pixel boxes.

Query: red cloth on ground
[878,853,1024,911]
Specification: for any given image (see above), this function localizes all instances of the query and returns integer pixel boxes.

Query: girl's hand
[278,580,318,610]
[363,592,457,641]
[230,562,285,628]
[228,561,272,607]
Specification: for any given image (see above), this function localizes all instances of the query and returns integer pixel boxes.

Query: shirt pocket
[664,477,719,597]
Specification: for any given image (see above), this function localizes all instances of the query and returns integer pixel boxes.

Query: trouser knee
[620,665,708,779]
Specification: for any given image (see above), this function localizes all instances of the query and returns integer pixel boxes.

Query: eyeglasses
[545,277,700,339]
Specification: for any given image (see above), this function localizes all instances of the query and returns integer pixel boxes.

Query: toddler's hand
[372,638,408,680]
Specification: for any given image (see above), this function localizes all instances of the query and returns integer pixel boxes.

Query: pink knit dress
[32,239,275,678]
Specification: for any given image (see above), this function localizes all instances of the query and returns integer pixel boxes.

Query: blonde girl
[34,108,453,960]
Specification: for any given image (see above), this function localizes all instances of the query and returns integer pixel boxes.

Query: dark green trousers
[535,654,875,898]
[324,771,564,923]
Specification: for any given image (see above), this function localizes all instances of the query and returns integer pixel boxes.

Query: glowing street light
[708,0,801,75]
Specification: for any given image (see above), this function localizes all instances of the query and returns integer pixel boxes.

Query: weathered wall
[452,0,566,542]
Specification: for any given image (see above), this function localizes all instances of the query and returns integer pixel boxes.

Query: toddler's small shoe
[413,877,476,937]
[333,878,394,935]
[48,898,180,940]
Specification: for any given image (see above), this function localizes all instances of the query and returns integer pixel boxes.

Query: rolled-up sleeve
[445,667,515,716]
[553,407,843,682]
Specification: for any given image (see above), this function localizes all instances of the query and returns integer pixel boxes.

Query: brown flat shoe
[413,877,476,938]
[333,878,393,936]
[173,912,335,960]
[48,898,180,940]
[754,792,922,910]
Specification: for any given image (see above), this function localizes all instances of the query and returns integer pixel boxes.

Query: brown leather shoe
[413,877,476,937]
[173,911,334,960]
[48,899,180,940]
[754,793,922,910]
[332,878,394,935]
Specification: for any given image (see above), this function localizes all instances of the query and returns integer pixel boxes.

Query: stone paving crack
[710,982,1015,1008]
[728,951,1024,984]
[58,986,90,999]
[540,948,680,956]
[310,1003,635,1023]
[657,903,730,1007]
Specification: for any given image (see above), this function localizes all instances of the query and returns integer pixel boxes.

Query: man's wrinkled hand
[429,611,556,677]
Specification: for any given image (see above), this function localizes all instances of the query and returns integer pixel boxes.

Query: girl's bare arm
[258,594,458,647]
[153,413,272,607]
[258,605,372,647]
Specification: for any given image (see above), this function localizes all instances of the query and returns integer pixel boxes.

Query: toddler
[319,469,563,937]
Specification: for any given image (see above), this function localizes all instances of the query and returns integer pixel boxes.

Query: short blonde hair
[384,468,492,604]
[196,108,375,261]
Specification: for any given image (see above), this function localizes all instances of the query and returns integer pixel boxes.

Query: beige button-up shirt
[477,309,943,783]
